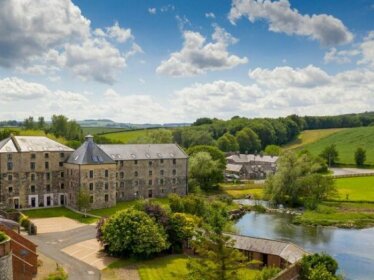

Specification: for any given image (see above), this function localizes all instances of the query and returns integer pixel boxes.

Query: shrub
[19,214,31,230]
[43,266,68,280]
[0,231,8,242]
[254,266,281,280]
[300,253,340,280]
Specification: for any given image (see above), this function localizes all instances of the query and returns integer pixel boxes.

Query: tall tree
[217,133,239,152]
[235,127,261,154]
[354,147,366,166]
[23,116,35,130]
[320,144,339,166]
[37,116,46,130]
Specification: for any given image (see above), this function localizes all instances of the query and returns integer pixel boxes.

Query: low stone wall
[0,238,13,280]
[271,263,300,280]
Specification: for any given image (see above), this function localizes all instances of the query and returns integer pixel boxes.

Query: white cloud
[229,0,353,46]
[156,26,248,76]
[358,31,374,67]
[0,77,50,101]
[104,88,120,98]
[205,12,216,19]
[324,47,360,64]
[148,8,157,14]
[0,0,139,84]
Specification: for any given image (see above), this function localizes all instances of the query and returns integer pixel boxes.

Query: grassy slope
[290,126,374,165]
[103,128,166,143]
[283,128,345,150]
[82,127,127,135]
[23,207,97,224]
[334,177,374,201]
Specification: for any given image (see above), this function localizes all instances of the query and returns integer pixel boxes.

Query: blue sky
[0,0,373,123]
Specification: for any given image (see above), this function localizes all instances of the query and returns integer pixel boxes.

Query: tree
[133,129,173,144]
[192,117,213,126]
[23,116,35,130]
[300,253,340,280]
[235,127,261,154]
[77,189,91,216]
[37,116,46,130]
[187,145,226,169]
[264,145,281,156]
[354,147,366,166]
[168,212,197,250]
[217,133,239,152]
[101,209,169,257]
[320,144,339,166]
[189,152,224,191]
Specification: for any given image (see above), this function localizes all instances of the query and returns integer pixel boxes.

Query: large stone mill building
[0,135,188,210]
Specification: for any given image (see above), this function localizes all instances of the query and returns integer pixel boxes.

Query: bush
[19,214,31,230]
[43,266,68,280]
[254,266,281,280]
[0,231,8,242]
[101,209,169,257]
[300,253,340,280]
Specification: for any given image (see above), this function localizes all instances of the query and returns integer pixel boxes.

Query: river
[235,211,374,280]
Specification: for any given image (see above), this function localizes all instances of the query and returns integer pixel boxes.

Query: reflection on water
[236,212,374,280]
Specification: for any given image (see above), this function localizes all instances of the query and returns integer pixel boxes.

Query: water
[235,211,374,280]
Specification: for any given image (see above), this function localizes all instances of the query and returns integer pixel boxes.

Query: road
[330,167,374,176]
[27,225,101,280]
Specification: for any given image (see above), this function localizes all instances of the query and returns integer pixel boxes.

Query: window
[105,182,109,190]
[134,160,138,165]
[172,169,176,176]
[148,161,152,167]
[120,182,124,188]
[30,162,35,170]
[60,183,65,190]
[149,170,152,176]
[44,153,49,159]
[120,172,124,179]
[30,185,35,193]
[160,159,164,164]
[120,161,124,167]
[89,183,94,191]
[161,188,164,193]
[121,192,124,198]
[148,179,152,186]
[89,170,94,178]
[134,180,139,186]
[60,171,64,178]
[173,187,177,193]
[60,152,64,158]
[173,159,176,165]
[7,154,12,160]
[134,171,138,177]
[31,153,36,160]
[46,184,51,192]
[7,162,13,171]
[45,162,49,169]
[31,174,35,181]
[105,170,109,178]
[105,194,109,202]
[46,173,50,180]
[8,187,13,193]
[90,196,94,203]
[172,178,176,184]
[8,174,12,181]
[160,179,164,185]
[59,162,63,167]
[160,170,164,176]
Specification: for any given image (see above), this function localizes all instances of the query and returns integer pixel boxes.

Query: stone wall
[0,237,12,280]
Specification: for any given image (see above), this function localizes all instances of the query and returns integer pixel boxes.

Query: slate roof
[226,163,243,173]
[226,234,308,264]
[227,154,278,164]
[66,135,115,165]
[98,144,188,161]
[0,136,73,153]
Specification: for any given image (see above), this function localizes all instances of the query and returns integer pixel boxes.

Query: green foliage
[0,231,8,242]
[0,128,20,140]
[77,189,91,212]
[354,147,366,166]
[187,145,226,169]
[102,208,169,257]
[133,129,173,144]
[265,152,336,207]
[254,266,281,280]
[264,145,281,156]
[173,128,215,148]
[188,152,224,191]
[168,213,197,250]
[192,117,213,126]
[300,253,340,280]
[187,231,247,280]
[49,114,83,141]
[217,133,239,152]
[23,116,36,130]
[235,127,261,153]
[43,266,68,280]
[320,144,339,166]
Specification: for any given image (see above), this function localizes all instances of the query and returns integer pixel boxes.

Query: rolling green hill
[103,128,165,143]
[290,126,374,165]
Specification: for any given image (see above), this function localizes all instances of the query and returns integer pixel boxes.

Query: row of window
[5,172,65,181]
[6,161,64,171]
[118,169,177,178]
[118,158,177,167]
[118,177,178,187]
[6,152,65,160]
[7,183,65,194]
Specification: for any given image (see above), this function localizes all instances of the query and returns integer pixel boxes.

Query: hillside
[289,126,374,165]
[103,128,165,143]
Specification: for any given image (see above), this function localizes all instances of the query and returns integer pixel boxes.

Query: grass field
[283,128,345,150]
[334,176,374,201]
[220,182,265,199]
[88,198,169,217]
[22,207,97,224]
[102,255,259,280]
[288,126,374,165]
[103,128,165,143]
[82,127,128,135]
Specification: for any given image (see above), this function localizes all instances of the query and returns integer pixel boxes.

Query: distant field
[334,176,374,201]
[82,127,127,135]
[283,128,344,150]
[103,128,165,143]
[0,128,68,145]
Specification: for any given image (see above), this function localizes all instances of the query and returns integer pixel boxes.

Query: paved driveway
[331,167,374,176]
[28,217,115,280]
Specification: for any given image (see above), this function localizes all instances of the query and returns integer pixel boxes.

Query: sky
[0,0,374,124]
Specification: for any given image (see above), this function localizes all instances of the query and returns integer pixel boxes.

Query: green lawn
[22,207,98,224]
[297,126,374,165]
[103,128,166,143]
[103,255,259,280]
[89,198,169,217]
[335,176,374,201]
[283,128,345,150]
[220,182,265,199]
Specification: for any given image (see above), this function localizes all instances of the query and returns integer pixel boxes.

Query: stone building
[0,135,188,210]
[0,135,74,209]
[226,153,278,180]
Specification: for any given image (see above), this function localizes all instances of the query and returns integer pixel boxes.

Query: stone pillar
[0,237,13,280]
